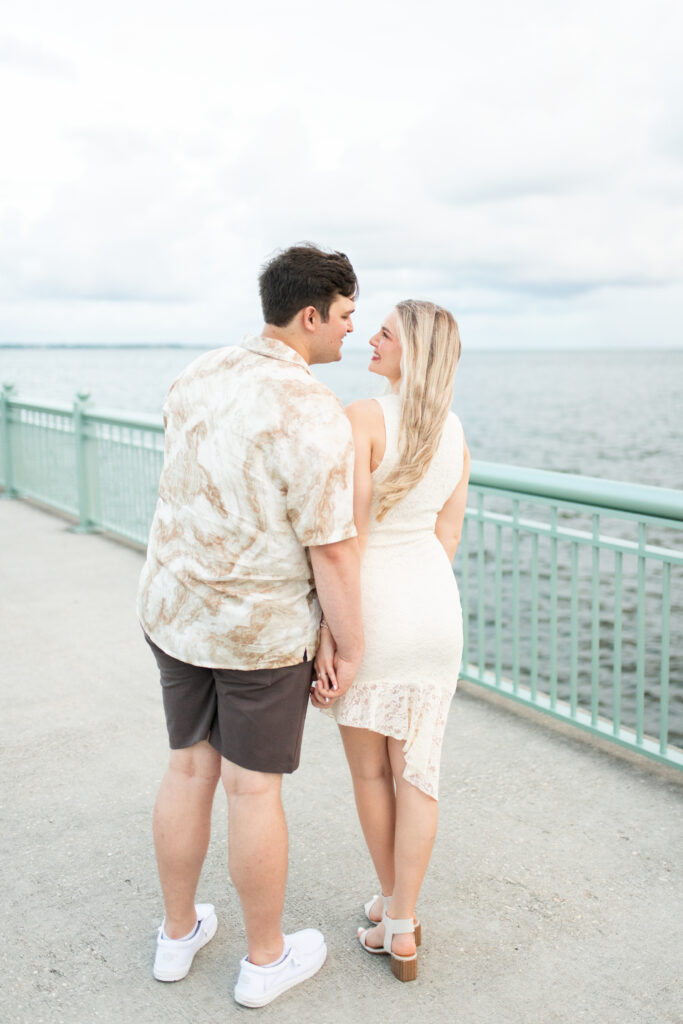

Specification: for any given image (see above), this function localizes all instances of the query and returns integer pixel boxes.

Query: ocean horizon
[2,344,681,490]
[2,341,679,351]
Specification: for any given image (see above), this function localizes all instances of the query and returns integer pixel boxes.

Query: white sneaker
[233,929,327,1007]
[153,903,218,982]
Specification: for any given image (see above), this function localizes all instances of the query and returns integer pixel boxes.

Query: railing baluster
[549,506,558,710]
[0,383,16,495]
[660,562,671,755]
[461,518,469,672]
[636,522,647,746]
[591,514,600,728]
[512,499,520,694]
[495,522,502,684]
[570,542,579,718]
[73,392,92,532]
[477,492,486,681]
[530,532,539,701]
[135,430,144,534]
[39,412,47,491]
[613,551,623,737]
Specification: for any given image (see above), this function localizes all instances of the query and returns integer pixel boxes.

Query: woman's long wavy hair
[374,300,461,521]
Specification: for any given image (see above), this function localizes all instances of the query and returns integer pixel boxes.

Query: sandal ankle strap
[382,912,415,939]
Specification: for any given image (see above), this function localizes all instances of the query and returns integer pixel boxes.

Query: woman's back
[367,394,465,545]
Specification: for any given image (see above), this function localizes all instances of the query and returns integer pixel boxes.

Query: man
[137,244,364,1007]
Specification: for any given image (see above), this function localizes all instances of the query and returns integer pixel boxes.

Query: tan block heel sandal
[357,911,418,982]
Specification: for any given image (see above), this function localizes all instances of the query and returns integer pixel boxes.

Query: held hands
[311,627,358,708]
[311,626,337,707]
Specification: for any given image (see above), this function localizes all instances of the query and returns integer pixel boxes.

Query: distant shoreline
[1,343,677,353]
[0,343,209,350]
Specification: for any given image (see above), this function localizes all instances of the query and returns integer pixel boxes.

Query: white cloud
[1,0,682,347]
[0,34,73,78]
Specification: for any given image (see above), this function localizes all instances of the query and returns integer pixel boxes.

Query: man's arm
[309,537,364,698]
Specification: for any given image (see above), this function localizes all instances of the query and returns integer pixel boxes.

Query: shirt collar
[240,333,312,374]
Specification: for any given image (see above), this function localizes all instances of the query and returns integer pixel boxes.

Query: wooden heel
[391,953,418,982]
[414,921,422,947]
[383,913,418,982]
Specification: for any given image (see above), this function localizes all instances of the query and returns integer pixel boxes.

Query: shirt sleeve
[285,396,357,547]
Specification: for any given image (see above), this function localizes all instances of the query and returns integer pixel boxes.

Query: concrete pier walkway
[1,499,682,1024]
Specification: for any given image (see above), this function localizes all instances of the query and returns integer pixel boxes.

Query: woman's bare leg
[339,725,396,912]
[361,737,438,956]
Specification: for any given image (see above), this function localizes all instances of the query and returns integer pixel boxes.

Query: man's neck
[261,325,310,364]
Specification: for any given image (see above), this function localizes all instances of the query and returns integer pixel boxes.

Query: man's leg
[221,758,288,966]
[153,739,222,938]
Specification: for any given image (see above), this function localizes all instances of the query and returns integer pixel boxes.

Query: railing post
[73,391,93,532]
[1,383,17,498]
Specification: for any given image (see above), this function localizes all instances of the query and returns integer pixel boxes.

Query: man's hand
[311,629,361,708]
[311,628,338,708]
[310,651,360,708]
[314,627,337,688]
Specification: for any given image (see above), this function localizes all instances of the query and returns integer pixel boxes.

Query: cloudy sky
[1,0,682,349]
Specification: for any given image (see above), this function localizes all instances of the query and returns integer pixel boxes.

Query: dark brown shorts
[143,633,314,774]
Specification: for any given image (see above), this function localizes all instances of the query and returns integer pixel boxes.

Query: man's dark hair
[258,243,358,326]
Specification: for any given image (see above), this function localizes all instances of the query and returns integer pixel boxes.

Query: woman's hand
[311,626,339,708]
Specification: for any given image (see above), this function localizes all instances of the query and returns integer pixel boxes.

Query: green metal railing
[0,384,164,544]
[455,463,683,769]
[2,386,682,770]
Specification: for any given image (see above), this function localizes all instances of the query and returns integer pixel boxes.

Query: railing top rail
[84,408,164,431]
[6,397,73,416]
[470,459,683,523]
[5,394,163,432]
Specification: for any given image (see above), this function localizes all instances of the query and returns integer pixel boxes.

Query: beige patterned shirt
[137,334,356,669]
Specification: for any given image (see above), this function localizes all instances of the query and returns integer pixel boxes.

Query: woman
[311,299,469,982]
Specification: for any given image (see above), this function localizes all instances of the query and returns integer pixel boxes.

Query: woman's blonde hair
[374,299,461,521]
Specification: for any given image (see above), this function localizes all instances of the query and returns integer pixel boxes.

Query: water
[2,345,681,487]
[2,344,681,747]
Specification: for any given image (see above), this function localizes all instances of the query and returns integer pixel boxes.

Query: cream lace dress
[328,394,465,799]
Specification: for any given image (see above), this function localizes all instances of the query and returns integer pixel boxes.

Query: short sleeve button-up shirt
[137,334,357,669]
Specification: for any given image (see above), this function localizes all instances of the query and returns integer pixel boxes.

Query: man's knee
[168,740,222,785]
[221,757,282,799]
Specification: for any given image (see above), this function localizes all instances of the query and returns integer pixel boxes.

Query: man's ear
[302,306,320,333]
